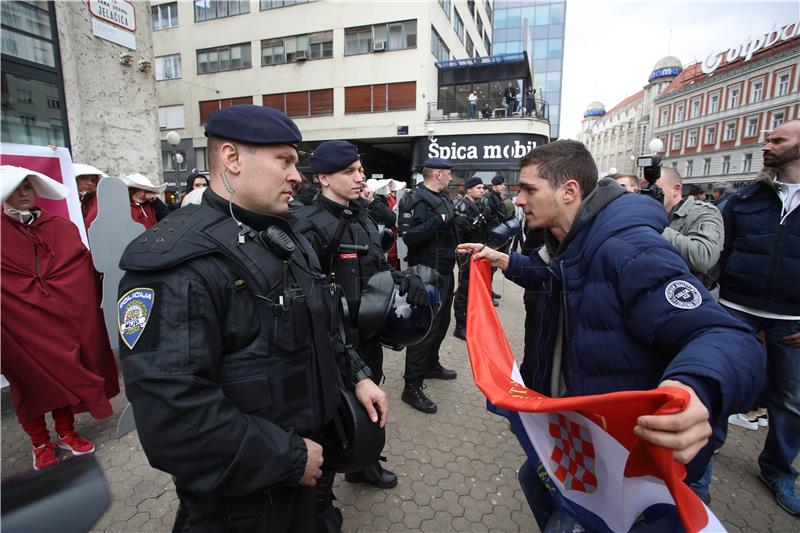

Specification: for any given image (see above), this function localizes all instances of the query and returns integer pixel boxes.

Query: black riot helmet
[487,218,521,249]
[359,266,442,351]
[379,227,395,253]
[319,387,385,474]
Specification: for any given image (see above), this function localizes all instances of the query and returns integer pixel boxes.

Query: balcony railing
[427,98,549,122]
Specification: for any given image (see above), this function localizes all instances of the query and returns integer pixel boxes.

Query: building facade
[1,0,160,179]
[578,56,682,176]
[152,0,550,195]
[651,23,799,188]
[492,0,565,139]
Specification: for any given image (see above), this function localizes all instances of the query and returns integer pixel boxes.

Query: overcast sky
[559,0,799,139]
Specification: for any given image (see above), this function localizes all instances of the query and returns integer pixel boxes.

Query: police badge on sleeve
[118,288,155,349]
[664,280,702,310]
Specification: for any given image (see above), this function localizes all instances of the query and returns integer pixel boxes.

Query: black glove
[391,271,428,306]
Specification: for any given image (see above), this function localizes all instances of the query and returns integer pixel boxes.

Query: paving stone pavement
[2,278,798,532]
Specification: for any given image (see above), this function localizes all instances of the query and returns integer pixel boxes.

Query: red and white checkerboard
[548,413,598,493]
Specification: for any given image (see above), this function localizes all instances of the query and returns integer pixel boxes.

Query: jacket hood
[548,178,667,259]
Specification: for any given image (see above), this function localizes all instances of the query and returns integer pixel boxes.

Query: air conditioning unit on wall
[373,41,386,52]
[295,50,308,61]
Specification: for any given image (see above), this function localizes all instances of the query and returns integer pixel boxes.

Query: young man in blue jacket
[458,140,766,529]
[718,119,800,516]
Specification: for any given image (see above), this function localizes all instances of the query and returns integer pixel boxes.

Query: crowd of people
[1,109,797,531]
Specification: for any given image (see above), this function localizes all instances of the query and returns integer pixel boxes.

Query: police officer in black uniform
[291,140,427,492]
[117,106,387,532]
[484,175,512,303]
[399,157,459,414]
[453,176,489,341]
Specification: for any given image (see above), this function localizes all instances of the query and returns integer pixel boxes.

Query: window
[745,116,758,137]
[431,27,449,61]
[197,43,251,74]
[722,156,731,175]
[262,89,333,117]
[47,97,60,109]
[194,0,249,22]
[723,121,736,141]
[344,20,415,55]
[772,111,785,129]
[484,33,491,55]
[484,0,492,22]
[703,158,711,176]
[467,0,475,18]
[438,0,451,17]
[345,81,416,113]
[687,129,698,147]
[152,2,178,30]
[195,147,208,172]
[476,13,483,38]
[453,11,464,43]
[260,0,310,9]
[742,153,752,173]
[709,93,719,113]
[671,134,681,151]
[690,99,701,118]
[686,160,693,177]
[19,114,36,126]
[466,34,474,57]
[158,105,185,129]
[17,89,32,103]
[659,107,669,126]
[727,86,740,108]
[777,73,790,96]
[199,96,253,124]
[261,31,332,65]
[345,26,371,55]
[704,126,716,145]
[1,1,56,67]
[155,54,181,80]
[675,104,684,122]
[162,150,187,171]
[750,79,763,103]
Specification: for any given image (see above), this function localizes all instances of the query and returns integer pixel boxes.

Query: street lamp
[165,130,181,193]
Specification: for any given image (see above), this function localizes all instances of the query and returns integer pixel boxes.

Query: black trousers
[404,270,455,385]
[453,259,471,330]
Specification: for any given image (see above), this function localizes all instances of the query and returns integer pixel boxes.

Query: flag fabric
[465,258,725,533]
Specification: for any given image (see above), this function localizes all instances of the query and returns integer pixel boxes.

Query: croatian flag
[466,258,725,533]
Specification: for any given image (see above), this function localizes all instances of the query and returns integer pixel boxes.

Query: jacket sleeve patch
[118,287,155,349]
[664,280,702,310]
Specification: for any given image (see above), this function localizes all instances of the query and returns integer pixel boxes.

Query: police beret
[310,140,360,174]
[423,157,452,169]
[688,184,705,195]
[491,175,505,186]
[465,177,483,190]
[204,105,302,146]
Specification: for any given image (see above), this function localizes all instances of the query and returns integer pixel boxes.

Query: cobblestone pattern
[2,279,798,532]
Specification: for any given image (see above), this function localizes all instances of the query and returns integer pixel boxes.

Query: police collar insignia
[664,280,701,310]
[118,288,155,349]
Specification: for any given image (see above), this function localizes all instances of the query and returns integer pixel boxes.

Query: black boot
[402,383,437,414]
[453,326,466,341]
[345,462,398,489]
[425,362,457,380]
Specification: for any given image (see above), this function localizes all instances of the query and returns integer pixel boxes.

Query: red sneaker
[33,442,59,471]
[57,432,96,456]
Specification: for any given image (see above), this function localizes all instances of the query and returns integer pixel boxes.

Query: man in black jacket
[453,177,489,340]
[117,106,387,532]
[400,157,459,414]
[291,140,427,494]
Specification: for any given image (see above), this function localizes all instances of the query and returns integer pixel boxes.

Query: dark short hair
[519,140,598,198]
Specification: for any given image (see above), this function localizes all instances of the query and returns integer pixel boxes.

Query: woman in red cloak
[1,166,120,471]
[120,173,167,228]
[73,163,107,231]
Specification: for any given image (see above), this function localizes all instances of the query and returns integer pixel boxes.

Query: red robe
[80,192,98,231]
[130,201,156,228]
[1,209,119,424]
[386,194,400,269]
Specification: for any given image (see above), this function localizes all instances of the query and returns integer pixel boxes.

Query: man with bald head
[655,167,723,289]
[718,119,800,516]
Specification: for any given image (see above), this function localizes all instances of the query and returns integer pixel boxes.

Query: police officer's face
[516,164,560,230]
[320,161,365,205]
[6,179,36,211]
[467,184,485,200]
[235,144,301,215]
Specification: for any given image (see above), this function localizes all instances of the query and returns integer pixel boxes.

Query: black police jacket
[117,189,370,498]
[484,190,510,227]
[455,196,489,244]
[366,195,397,228]
[401,184,458,275]
[290,195,390,330]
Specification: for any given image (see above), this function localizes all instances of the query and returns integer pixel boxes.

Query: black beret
[204,105,302,146]
[491,175,505,186]
[688,184,705,195]
[310,140,360,174]
[465,177,483,189]
[423,157,452,169]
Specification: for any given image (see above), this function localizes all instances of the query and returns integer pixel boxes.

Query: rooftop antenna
[667,18,673,55]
